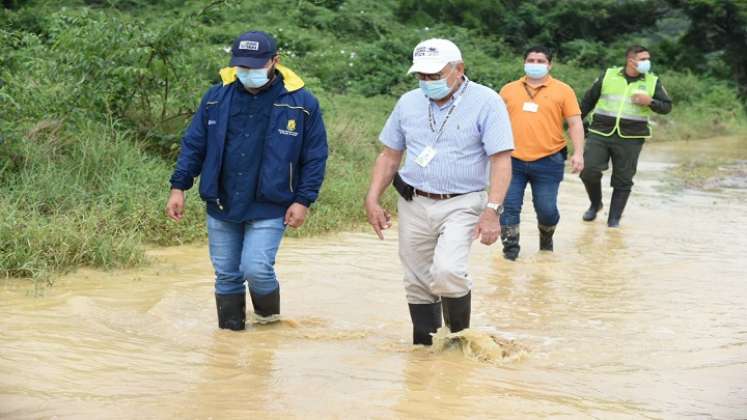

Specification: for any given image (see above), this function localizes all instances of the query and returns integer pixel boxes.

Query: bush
[0,119,205,281]
[1,0,745,280]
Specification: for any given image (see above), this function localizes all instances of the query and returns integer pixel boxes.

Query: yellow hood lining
[219,64,304,92]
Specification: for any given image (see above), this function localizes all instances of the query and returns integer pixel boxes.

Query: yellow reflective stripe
[600,94,625,102]
[589,127,617,136]
[618,114,648,122]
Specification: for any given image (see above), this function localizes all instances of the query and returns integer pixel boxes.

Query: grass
[2,1,746,282]
[0,94,399,282]
[0,118,204,281]
[3,88,746,282]
[290,94,398,236]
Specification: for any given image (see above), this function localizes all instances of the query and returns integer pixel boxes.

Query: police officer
[580,45,672,227]
[166,31,328,331]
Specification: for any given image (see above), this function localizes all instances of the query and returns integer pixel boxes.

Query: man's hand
[284,203,309,228]
[365,199,392,240]
[165,189,185,222]
[473,208,501,246]
[570,151,584,173]
[631,93,653,106]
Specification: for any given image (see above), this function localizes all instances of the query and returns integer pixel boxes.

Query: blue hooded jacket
[169,65,328,209]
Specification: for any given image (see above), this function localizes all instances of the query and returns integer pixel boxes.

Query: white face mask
[236,66,272,88]
[417,66,456,100]
[524,63,549,79]
[636,59,651,74]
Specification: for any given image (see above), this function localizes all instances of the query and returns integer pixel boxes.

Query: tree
[668,0,747,97]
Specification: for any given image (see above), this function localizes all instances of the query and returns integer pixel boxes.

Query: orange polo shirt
[499,76,581,161]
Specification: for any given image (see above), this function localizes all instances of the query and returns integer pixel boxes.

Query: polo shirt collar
[521,74,554,87]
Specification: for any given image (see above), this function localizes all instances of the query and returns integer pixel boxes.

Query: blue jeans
[500,152,565,227]
[207,215,286,295]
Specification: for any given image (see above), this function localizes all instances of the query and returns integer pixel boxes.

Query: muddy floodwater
[2,137,746,419]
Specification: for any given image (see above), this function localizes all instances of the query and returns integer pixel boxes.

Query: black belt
[413,189,466,200]
[393,172,474,201]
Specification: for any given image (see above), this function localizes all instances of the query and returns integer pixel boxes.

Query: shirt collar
[521,74,554,87]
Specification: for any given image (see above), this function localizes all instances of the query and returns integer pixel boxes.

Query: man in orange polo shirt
[498,46,585,260]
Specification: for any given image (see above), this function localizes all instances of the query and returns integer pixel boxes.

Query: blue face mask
[419,78,453,100]
[636,60,651,74]
[236,67,271,88]
[524,63,549,79]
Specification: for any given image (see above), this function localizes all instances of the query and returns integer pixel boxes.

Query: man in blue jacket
[165,31,328,331]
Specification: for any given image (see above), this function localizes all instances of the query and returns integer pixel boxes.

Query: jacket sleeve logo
[287,119,296,132]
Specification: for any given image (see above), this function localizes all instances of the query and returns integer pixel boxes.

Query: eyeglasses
[415,66,455,81]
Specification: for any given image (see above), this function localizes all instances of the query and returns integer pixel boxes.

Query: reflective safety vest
[590,67,658,139]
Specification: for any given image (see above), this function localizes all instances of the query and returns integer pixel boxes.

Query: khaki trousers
[397,191,487,304]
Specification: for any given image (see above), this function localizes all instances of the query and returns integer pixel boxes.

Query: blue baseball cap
[230,31,277,68]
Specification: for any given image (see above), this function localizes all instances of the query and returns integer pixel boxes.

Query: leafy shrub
[1,0,745,280]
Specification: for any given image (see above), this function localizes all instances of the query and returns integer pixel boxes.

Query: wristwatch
[486,202,504,216]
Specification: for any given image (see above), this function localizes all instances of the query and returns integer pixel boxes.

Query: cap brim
[407,60,449,75]
[230,55,271,68]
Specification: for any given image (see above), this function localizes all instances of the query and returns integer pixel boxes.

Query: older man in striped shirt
[364,39,514,346]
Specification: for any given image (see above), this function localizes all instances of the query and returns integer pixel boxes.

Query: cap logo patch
[239,40,260,51]
[414,46,439,57]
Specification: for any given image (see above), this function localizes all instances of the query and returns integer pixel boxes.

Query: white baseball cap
[407,38,463,75]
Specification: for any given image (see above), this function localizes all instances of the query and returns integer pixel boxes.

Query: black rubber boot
[501,225,520,261]
[250,288,280,318]
[408,302,443,345]
[582,181,603,221]
[607,189,631,228]
[215,293,246,331]
[442,291,471,334]
[538,224,556,251]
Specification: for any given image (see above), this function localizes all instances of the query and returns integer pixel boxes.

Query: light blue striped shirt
[379,77,514,194]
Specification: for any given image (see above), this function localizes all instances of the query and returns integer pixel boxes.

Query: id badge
[415,146,437,167]
[523,102,539,112]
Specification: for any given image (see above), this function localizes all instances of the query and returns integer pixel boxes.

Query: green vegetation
[2,0,746,280]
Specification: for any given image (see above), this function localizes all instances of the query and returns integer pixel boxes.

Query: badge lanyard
[522,82,543,101]
[522,82,543,113]
[427,80,470,146]
[415,80,470,169]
